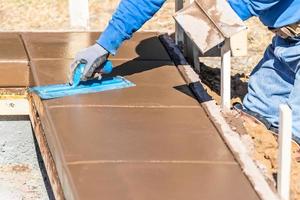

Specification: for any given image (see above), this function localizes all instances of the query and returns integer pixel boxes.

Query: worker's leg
[243,36,296,131]
[287,70,300,143]
[280,36,300,142]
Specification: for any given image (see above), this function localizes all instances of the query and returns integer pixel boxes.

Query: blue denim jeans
[243,35,300,143]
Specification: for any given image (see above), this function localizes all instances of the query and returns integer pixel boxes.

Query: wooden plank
[175,0,184,47]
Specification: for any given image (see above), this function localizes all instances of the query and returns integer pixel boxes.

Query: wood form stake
[221,39,231,110]
[192,45,200,73]
[68,0,89,28]
[278,104,292,200]
[175,0,184,47]
[177,0,200,69]
[187,0,200,70]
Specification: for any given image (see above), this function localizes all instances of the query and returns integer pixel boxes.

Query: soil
[0,0,175,32]
[222,110,300,200]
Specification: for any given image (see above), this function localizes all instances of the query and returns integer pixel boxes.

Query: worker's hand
[69,43,109,84]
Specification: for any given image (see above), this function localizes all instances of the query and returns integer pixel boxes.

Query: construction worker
[70,0,300,145]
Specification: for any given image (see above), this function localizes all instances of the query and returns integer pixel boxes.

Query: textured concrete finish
[25,32,260,200]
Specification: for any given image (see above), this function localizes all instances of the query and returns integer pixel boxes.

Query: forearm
[97,0,166,55]
[228,0,281,20]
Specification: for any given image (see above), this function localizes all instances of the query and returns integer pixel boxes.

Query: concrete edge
[159,33,280,200]
[28,94,67,200]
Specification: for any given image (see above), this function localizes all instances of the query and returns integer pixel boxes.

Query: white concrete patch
[0,99,29,115]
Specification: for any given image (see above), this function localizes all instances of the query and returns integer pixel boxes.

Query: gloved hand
[69,43,109,85]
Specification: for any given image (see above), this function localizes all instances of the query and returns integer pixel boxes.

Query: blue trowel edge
[29,76,135,100]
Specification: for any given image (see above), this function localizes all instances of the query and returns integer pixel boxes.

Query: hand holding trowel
[69,43,112,86]
[29,43,134,100]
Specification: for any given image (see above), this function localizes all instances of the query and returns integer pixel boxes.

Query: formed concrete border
[159,34,280,200]
[28,93,66,200]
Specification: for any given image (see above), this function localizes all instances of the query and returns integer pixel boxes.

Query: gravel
[0,117,53,200]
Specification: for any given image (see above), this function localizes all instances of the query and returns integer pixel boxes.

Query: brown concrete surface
[68,163,258,200]
[21,32,260,199]
[30,59,199,107]
[0,63,30,87]
[23,32,171,61]
[0,34,30,87]
[0,33,28,61]
[47,107,235,163]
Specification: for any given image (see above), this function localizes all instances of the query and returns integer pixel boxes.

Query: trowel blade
[29,76,135,100]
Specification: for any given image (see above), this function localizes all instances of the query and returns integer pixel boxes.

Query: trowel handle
[101,61,113,74]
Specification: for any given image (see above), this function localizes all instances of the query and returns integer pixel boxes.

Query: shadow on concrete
[32,130,55,200]
[104,36,198,101]
[173,84,196,99]
[107,36,172,77]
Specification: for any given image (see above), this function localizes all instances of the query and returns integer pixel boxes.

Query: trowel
[29,61,135,100]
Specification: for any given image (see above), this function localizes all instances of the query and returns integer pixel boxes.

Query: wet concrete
[68,163,258,200]
[0,33,28,61]
[1,32,260,200]
[23,32,171,61]
[0,34,30,87]
[30,59,199,107]
[0,63,30,87]
[47,106,235,163]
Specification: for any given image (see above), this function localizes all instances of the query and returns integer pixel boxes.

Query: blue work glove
[69,43,109,84]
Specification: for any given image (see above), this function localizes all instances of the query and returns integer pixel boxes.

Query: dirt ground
[1,0,299,199]
[0,0,175,32]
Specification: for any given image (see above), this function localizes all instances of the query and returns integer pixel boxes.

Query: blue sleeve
[97,0,166,55]
[228,0,281,21]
